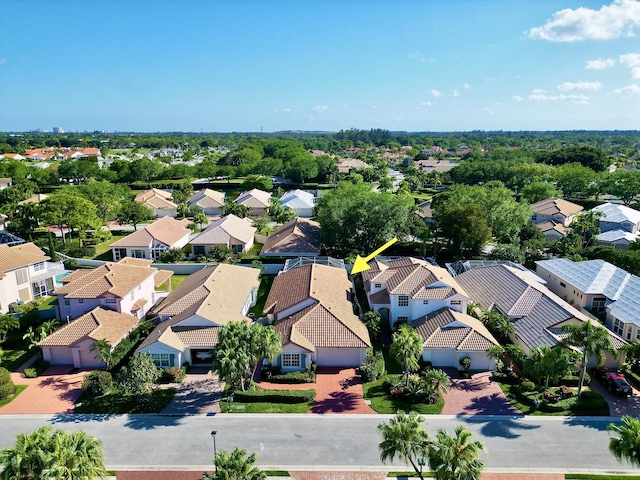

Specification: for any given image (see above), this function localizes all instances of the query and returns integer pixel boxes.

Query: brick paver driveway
[160,370,224,415]
[309,367,376,414]
[441,371,521,416]
[588,374,640,417]
[0,365,88,414]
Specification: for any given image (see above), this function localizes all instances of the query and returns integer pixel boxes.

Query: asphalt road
[0,414,633,474]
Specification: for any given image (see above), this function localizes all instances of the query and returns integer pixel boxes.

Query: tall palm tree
[608,415,640,468]
[378,411,430,480]
[391,324,423,386]
[561,321,616,397]
[423,368,452,401]
[524,346,574,388]
[249,323,282,371]
[90,339,113,369]
[203,447,266,480]
[0,314,19,343]
[428,425,486,480]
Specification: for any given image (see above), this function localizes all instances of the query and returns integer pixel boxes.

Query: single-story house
[593,202,640,234]
[337,158,370,174]
[279,189,315,218]
[415,200,435,225]
[596,229,639,250]
[111,216,192,261]
[263,263,371,370]
[190,214,256,255]
[260,218,321,257]
[188,189,225,216]
[134,189,178,218]
[39,307,139,367]
[234,188,272,216]
[136,264,260,368]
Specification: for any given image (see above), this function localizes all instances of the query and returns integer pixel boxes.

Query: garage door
[430,349,458,367]
[79,349,102,368]
[48,347,73,365]
[316,348,362,367]
[463,351,493,371]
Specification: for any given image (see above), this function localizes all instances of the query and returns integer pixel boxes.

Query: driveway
[588,375,640,417]
[441,371,522,416]
[0,366,88,414]
[310,367,376,414]
[160,369,224,415]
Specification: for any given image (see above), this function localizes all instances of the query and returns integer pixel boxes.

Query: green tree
[0,426,108,480]
[436,203,492,256]
[222,200,253,219]
[571,210,603,249]
[0,314,19,344]
[523,345,574,388]
[561,321,616,397]
[90,339,112,369]
[608,170,640,205]
[608,415,640,468]
[520,181,562,204]
[116,200,154,230]
[363,311,383,345]
[115,352,160,396]
[555,163,595,199]
[428,425,486,480]
[192,211,208,229]
[391,324,423,386]
[267,198,297,224]
[202,447,266,480]
[41,191,102,244]
[378,412,430,480]
[242,174,273,192]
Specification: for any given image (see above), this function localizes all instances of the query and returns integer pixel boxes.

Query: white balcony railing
[31,261,65,284]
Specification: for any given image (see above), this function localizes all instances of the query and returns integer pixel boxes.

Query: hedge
[266,371,315,384]
[0,367,16,400]
[233,388,316,404]
[558,373,591,387]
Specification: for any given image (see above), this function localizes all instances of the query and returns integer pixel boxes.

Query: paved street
[0,414,633,474]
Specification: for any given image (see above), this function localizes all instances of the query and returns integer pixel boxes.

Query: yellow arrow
[350,237,398,275]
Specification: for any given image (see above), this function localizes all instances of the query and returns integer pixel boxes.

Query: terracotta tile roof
[173,326,219,347]
[153,269,173,288]
[38,307,138,347]
[413,308,499,351]
[190,214,256,246]
[134,188,177,209]
[264,264,314,315]
[531,197,583,217]
[368,289,390,305]
[131,298,148,312]
[111,217,190,248]
[188,189,225,208]
[18,193,48,205]
[234,188,272,208]
[537,220,569,236]
[0,242,49,278]
[54,258,158,299]
[261,218,321,255]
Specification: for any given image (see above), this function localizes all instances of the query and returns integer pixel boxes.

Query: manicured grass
[92,235,127,260]
[0,348,35,372]
[170,274,188,291]
[249,275,274,318]
[74,388,176,414]
[36,296,58,310]
[0,385,28,408]
[363,375,445,415]
[220,401,313,413]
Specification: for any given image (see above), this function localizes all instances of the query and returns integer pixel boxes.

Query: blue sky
[1,0,639,132]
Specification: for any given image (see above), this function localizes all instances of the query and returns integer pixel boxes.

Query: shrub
[459,356,472,372]
[359,352,385,382]
[0,367,16,400]
[108,321,155,372]
[558,373,591,387]
[232,388,315,404]
[518,381,536,393]
[558,385,573,399]
[82,371,113,397]
[116,353,160,395]
[542,390,559,404]
[491,371,519,385]
[23,367,38,378]
[160,366,186,383]
[266,371,314,384]
[159,248,186,263]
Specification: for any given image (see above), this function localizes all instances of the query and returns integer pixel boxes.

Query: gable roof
[280,189,315,209]
[188,189,225,208]
[597,229,639,244]
[54,258,159,299]
[190,214,256,245]
[38,307,138,347]
[536,220,569,236]
[111,217,191,248]
[593,202,640,225]
[261,218,321,256]
[413,307,499,351]
[0,242,49,278]
[234,188,272,208]
[531,197,583,218]
[134,189,177,210]
[18,193,48,205]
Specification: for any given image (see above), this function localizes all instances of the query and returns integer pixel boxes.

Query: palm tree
[561,321,616,398]
[378,411,430,480]
[249,323,282,372]
[38,319,61,338]
[423,368,451,401]
[428,425,486,480]
[391,324,423,386]
[524,346,574,388]
[90,339,113,369]
[0,314,19,343]
[608,415,640,468]
[203,447,266,480]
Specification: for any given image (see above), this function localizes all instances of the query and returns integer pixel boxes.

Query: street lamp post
[417,457,425,480]
[211,430,217,475]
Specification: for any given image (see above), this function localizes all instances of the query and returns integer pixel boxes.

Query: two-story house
[54,257,172,321]
[0,243,64,313]
[110,216,191,262]
[593,202,640,234]
[531,197,583,241]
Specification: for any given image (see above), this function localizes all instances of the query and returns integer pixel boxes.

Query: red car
[595,367,633,396]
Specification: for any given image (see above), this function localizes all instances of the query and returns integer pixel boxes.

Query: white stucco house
[110,216,191,261]
[189,214,256,255]
[279,189,315,218]
[188,189,225,216]
[593,202,640,234]
[234,188,272,216]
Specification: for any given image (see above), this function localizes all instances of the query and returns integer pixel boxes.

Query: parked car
[594,367,633,396]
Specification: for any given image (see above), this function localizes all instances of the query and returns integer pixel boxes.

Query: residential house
[415,200,435,225]
[413,308,499,370]
[536,221,570,242]
[0,153,25,161]
[337,158,369,174]
[0,242,64,313]
[263,263,371,370]
[414,160,459,174]
[54,257,172,321]
[136,264,260,368]
[363,257,470,329]
[260,218,321,257]
[0,178,12,190]
[593,202,640,234]
[110,216,191,261]
[536,258,640,344]
[279,189,315,217]
[188,189,225,216]
[39,307,139,368]
[531,198,583,227]
[18,193,48,205]
[596,229,638,250]
[190,214,256,256]
[456,263,624,367]
[234,188,272,216]
[134,189,178,218]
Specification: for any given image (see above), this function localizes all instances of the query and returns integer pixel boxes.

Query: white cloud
[312,105,328,113]
[408,51,425,62]
[529,93,590,104]
[513,96,524,102]
[464,83,470,89]
[282,108,291,113]
[527,0,640,42]
[620,53,640,78]
[453,90,460,97]
[420,101,433,107]
[557,81,602,91]
[431,89,443,98]
[585,57,616,69]
[532,88,547,94]
[613,84,640,95]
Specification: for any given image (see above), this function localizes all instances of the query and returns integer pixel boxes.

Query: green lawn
[220,401,313,413]
[169,274,188,291]
[36,296,58,310]
[0,385,28,408]
[0,348,35,372]
[249,275,274,318]
[74,388,176,414]
[363,375,445,414]
[92,235,127,260]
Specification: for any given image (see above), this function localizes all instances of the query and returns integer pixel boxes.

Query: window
[423,299,429,305]
[151,353,170,367]
[232,244,244,254]
[374,283,382,289]
[64,299,70,306]
[15,268,28,285]
[152,292,155,304]
[282,353,301,368]
[592,298,606,313]
[450,300,462,306]
[105,298,116,304]
[627,326,633,341]
[18,288,31,302]
[132,249,146,259]
[33,262,45,272]
[637,329,640,341]
[78,299,84,304]
[560,282,566,288]
[398,295,409,307]
[614,319,623,335]
[130,291,135,301]
[138,284,141,290]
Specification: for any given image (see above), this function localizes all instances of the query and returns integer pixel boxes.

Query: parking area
[588,371,640,417]
[441,371,522,416]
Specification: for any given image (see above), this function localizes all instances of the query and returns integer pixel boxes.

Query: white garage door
[463,351,493,371]
[430,349,458,367]
[48,347,73,365]
[316,348,362,367]
[79,349,102,368]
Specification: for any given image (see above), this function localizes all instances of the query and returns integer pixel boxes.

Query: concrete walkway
[441,371,521,416]
[160,369,223,415]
